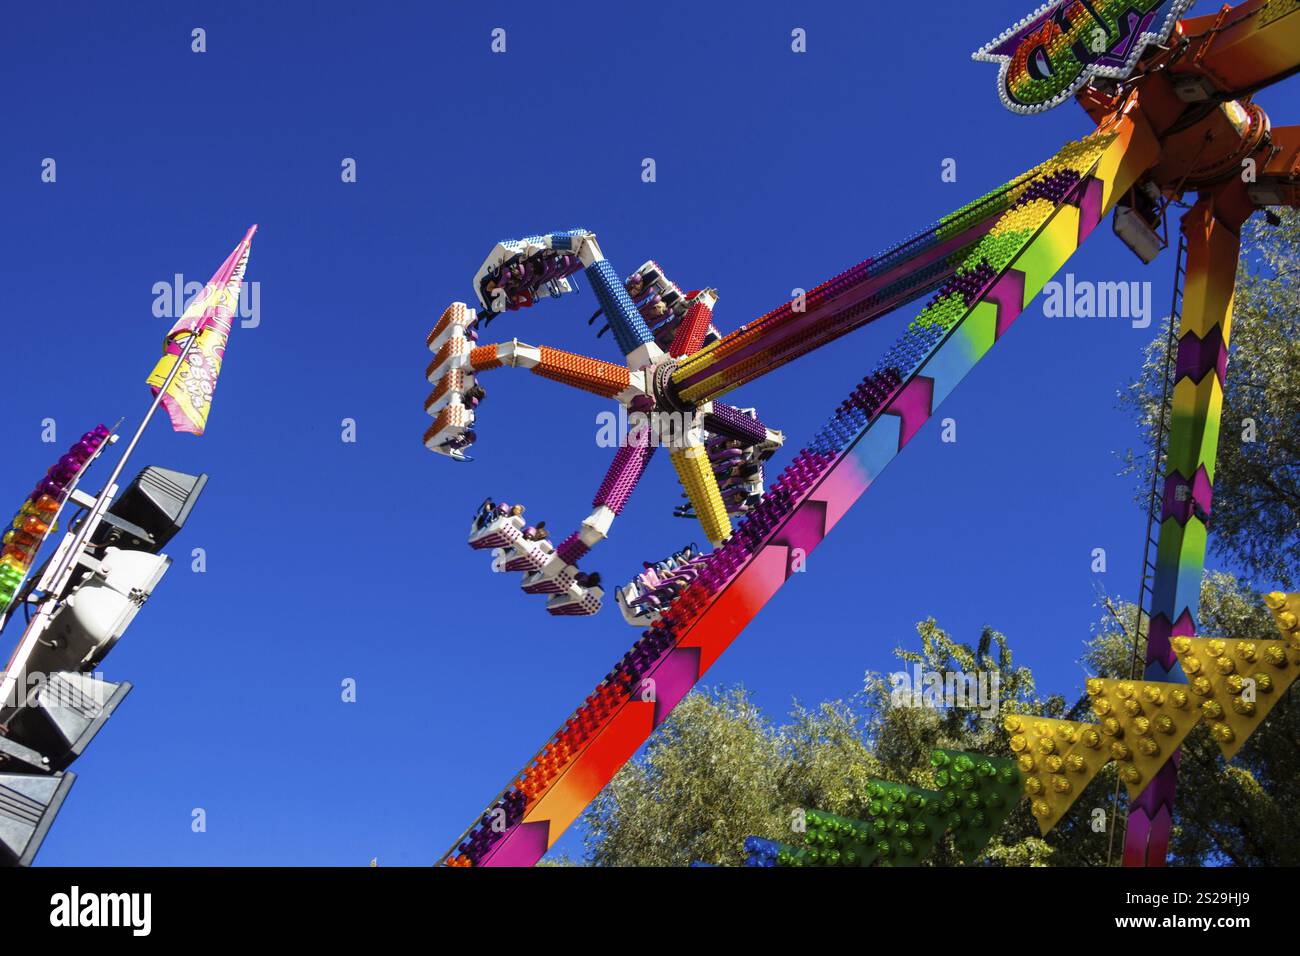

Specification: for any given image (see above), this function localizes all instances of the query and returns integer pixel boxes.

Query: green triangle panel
[930,749,1022,864]
[864,779,946,866]
[800,808,880,868]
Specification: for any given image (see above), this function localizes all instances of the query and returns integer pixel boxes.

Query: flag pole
[38,220,256,597]
[1,225,254,712]
[0,331,200,713]
[37,329,200,602]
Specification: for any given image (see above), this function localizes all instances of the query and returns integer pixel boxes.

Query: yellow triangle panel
[1171,636,1300,762]
[1265,592,1300,648]
[1085,679,1204,800]
[1004,714,1113,836]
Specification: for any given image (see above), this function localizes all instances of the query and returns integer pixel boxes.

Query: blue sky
[3,1,1293,866]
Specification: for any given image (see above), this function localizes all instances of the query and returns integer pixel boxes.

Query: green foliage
[568,210,1299,867]
[573,574,1296,866]
[578,619,1097,867]
[583,688,786,867]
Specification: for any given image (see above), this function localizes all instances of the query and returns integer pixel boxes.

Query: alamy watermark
[152,274,261,328]
[595,407,700,449]
[50,886,151,936]
[889,664,1001,718]
[0,669,112,711]
[1041,274,1152,328]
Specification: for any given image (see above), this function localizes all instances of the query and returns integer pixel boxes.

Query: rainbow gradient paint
[441,115,1160,867]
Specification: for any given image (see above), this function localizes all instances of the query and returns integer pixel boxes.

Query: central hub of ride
[648,359,693,415]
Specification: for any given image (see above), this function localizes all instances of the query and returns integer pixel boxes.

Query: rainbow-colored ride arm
[439,112,1160,867]
[1122,188,1254,866]
[666,162,1074,406]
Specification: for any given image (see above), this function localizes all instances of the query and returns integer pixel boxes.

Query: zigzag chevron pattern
[441,113,1162,867]
[1126,198,1243,866]
[1175,327,1228,385]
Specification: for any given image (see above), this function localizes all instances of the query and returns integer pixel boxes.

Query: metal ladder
[1105,230,1187,865]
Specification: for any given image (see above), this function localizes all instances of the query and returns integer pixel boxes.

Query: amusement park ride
[4,0,1297,873]
[424,0,1300,867]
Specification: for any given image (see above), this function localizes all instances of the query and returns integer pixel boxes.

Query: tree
[1087,571,1300,865]
[854,619,1106,867]
[581,619,1103,866]
[584,688,787,867]
[572,209,1299,866]
[575,571,1296,866]
[1119,208,1300,589]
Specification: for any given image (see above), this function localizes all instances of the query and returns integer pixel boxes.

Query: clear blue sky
[3,1,1292,865]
